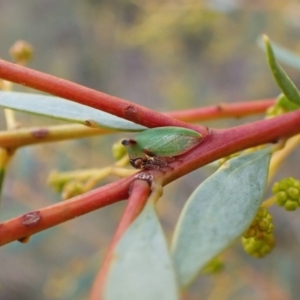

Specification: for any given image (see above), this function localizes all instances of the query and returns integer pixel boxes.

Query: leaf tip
[262,34,269,43]
[263,35,272,52]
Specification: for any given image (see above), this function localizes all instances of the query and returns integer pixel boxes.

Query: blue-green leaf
[171,148,272,288]
[0,92,146,131]
[104,202,179,300]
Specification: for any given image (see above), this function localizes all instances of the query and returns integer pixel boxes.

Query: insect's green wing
[135,127,202,157]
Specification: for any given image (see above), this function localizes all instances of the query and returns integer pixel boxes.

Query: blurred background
[1,0,300,299]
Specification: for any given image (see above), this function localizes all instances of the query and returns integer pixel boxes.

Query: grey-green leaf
[171,147,272,288]
[0,92,146,131]
[104,202,179,300]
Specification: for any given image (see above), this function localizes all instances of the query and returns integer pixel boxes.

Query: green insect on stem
[121,126,203,169]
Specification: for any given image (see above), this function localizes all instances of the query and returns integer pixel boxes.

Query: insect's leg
[130,158,146,169]
[146,156,176,172]
[143,149,156,157]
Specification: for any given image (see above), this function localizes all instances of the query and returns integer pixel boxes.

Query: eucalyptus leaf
[263,35,300,106]
[258,37,300,70]
[104,202,179,300]
[0,92,146,131]
[171,147,272,288]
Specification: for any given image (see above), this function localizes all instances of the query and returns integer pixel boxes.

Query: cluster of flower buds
[272,177,300,211]
[242,207,275,258]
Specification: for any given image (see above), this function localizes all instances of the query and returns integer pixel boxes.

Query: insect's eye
[122,139,137,146]
[130,158,144,169]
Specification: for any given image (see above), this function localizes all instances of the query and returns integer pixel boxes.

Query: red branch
[164,108,300,183]
[1,108,300,246]
[0,59,207,135]
[0,58,294,249]
[0,55,289,297]
[0,177,132,246]
[90,179,151,300]
[167,99,275,122]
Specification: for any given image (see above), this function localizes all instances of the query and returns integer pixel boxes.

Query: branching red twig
[0,46,297,300]
[1,107,300,246]
[1,56,300,300]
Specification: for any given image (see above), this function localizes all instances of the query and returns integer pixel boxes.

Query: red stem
[166,99,275,122]
[0,58,279,246]
[164,108,300,183]
[90,179,151,300]
[0,59,207,135]
[1,108,300,246]
[0,177,131,246]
